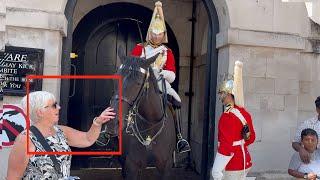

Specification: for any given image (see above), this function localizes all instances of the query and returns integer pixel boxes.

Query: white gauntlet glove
[153,67,161,74]
[159,70,175,83]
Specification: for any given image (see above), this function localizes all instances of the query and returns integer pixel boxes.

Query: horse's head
[105,46,158,136]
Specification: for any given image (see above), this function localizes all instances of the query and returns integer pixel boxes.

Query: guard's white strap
[230,108,247,126]
[230,108,248,179]
[141,45,167,59]
[232,139,245,146]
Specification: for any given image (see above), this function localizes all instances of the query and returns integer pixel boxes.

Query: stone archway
[61,0,226,179]
[65,1,182,169]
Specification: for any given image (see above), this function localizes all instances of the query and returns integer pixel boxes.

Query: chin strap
[224,103,234,113]
[148,40,161,48]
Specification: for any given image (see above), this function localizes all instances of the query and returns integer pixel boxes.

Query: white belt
[232,139,245,146]
[232,139,246,179]
[217,139,248,179]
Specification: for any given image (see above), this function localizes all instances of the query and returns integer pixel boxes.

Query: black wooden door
[68,19,141,151]
[70,19,140,130]
[68,3,180,169]
[83,20,140,130]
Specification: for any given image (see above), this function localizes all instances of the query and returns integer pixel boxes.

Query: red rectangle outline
[26,75,122,155]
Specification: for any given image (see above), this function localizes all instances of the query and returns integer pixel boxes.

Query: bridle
[111,63,167,147]
[112,64,148,106]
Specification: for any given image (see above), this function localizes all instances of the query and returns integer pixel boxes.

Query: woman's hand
[94,107,116,126]
[59,107,115,148]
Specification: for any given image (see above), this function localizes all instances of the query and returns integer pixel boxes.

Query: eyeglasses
[44,102,59,109]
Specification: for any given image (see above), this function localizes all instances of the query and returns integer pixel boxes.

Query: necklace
[47,127,56,136]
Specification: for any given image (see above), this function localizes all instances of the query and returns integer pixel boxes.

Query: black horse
[106,47,176,180]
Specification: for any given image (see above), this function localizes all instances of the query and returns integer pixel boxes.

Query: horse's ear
[144,53,159,66]
[118,46,126,63]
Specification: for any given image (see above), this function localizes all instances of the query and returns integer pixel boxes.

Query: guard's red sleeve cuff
[131,44,143,57]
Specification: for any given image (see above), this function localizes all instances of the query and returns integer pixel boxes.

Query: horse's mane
[120,56,160,94]
[119,56,143,80]
[148,68,160,94]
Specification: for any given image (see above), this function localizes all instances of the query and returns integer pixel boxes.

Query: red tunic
[131,44,176,73]
[217,105,256,171]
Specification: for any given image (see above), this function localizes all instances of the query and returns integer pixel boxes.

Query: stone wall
[0,0,7,179]
[214,1,320,175]
[226,0,310,36]
[1,0,320,179]
[0,0,5,51]
[1,1,67,179]
[4,0,68,102]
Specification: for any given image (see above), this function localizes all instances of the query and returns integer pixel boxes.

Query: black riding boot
[174,108,191,153]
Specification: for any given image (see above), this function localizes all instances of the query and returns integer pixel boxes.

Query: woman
[6,91,116,180]
[288,128,320,180]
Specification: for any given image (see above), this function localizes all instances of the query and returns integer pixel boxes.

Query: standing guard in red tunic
[211,61,256,180]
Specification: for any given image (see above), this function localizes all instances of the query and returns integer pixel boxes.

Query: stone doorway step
[71,167,201,180]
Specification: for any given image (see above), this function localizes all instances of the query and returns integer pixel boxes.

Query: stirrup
[177,139,191,153]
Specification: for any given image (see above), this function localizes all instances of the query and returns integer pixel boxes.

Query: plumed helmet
[146,1,168,43]
[218,61,244,107]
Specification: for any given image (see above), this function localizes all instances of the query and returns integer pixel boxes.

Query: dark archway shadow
[201,1,219,180]
[67,2,181,169]
[72,2,180,91]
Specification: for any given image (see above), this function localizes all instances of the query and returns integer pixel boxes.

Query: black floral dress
[22,126,72,180]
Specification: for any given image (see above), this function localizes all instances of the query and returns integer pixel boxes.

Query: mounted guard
[131,1,190,153]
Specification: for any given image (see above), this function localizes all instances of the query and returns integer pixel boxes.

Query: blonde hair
[21,91,56,124]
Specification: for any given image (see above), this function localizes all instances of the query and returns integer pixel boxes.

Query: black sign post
[0,46,44,96]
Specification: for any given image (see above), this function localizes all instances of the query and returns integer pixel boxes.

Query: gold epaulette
[224,103,234,113]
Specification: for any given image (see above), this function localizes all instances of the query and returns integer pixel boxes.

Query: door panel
[86,21,140,131]
[69,19,140,151]
[68,20,141,168]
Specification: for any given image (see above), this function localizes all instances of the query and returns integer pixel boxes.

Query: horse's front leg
[155,157,173,180]
[122,156,142,180]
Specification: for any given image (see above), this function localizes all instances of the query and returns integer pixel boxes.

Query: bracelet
[93,117,102,126]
